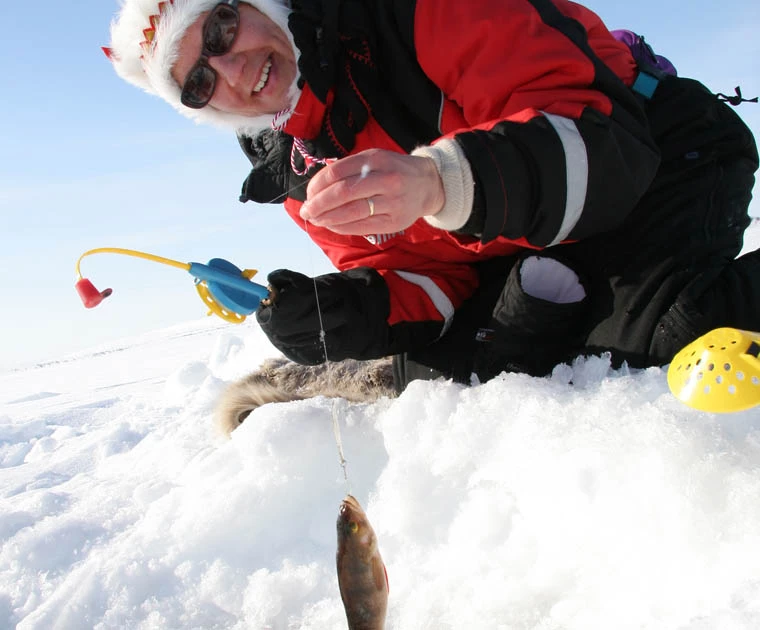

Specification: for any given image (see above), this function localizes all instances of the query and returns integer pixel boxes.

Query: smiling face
[171,3,298,118]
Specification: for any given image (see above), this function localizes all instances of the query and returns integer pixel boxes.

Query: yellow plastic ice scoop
[667,327,760,413]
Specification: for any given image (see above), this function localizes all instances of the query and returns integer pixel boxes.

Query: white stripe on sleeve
[542,112,589,246]
[394,270,455,337]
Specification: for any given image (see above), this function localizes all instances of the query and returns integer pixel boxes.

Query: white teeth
[253,59,272,93]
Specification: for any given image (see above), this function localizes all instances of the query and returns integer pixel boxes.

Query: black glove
[256,268,392,365]
[238,130,308,204]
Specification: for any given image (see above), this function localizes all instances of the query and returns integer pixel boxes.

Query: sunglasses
[180,0,240,109]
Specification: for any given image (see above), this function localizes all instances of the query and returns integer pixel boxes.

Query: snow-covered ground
[1,221,759,629]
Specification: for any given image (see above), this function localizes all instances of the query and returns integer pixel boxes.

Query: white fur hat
[105,0,299,135]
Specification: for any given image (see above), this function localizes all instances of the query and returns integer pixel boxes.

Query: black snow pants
[393,76,759,391]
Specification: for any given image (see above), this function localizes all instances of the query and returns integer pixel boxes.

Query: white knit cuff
[412,139,474,231]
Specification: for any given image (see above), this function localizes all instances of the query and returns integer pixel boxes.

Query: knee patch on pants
[474,255,589,379]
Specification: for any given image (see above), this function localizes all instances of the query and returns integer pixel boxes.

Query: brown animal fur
[214,357,397,437]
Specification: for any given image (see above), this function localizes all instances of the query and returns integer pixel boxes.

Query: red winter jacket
[242,0,660,360]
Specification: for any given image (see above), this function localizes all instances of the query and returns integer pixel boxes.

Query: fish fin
[372,556,388,592]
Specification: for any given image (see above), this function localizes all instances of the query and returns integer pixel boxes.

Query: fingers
[302,197,383,232]
[302,156,380,226]
[299,149,444,235]
[306,151,379,198]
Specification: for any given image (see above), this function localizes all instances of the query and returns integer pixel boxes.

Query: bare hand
[299,149,445,235]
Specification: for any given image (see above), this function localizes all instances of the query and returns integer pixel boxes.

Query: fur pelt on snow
[214,357,397,437]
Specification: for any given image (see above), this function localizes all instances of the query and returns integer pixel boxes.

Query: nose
[207,52,245,88]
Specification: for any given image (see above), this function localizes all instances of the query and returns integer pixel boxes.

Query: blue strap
[631,71,660,100]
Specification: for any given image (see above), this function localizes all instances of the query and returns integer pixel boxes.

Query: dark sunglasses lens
[181,64,216,109]
[204,6,239,55]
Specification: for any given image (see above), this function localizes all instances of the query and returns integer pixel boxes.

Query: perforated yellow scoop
[667,328,760,413]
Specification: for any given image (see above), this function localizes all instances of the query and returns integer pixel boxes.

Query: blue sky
[1,0,759,370]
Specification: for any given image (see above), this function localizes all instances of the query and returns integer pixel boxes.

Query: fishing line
[303,218,351,488]
[331,399,350,486]
[262,158,370,205]
[263,147,354,486]
[262,178,310,205]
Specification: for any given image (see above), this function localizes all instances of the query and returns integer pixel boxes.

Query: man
[105,0,758,432]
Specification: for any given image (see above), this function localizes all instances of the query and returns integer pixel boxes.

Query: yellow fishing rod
[74,247,269,324]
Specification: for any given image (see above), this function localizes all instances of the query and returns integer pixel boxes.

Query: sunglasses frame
[180,0,241,109]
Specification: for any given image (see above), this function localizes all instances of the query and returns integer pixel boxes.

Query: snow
[1,221,760,629]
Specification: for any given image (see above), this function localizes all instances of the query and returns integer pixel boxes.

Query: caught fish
[336,495,388,630]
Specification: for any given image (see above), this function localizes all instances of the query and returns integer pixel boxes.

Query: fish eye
[349,521,359,534]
